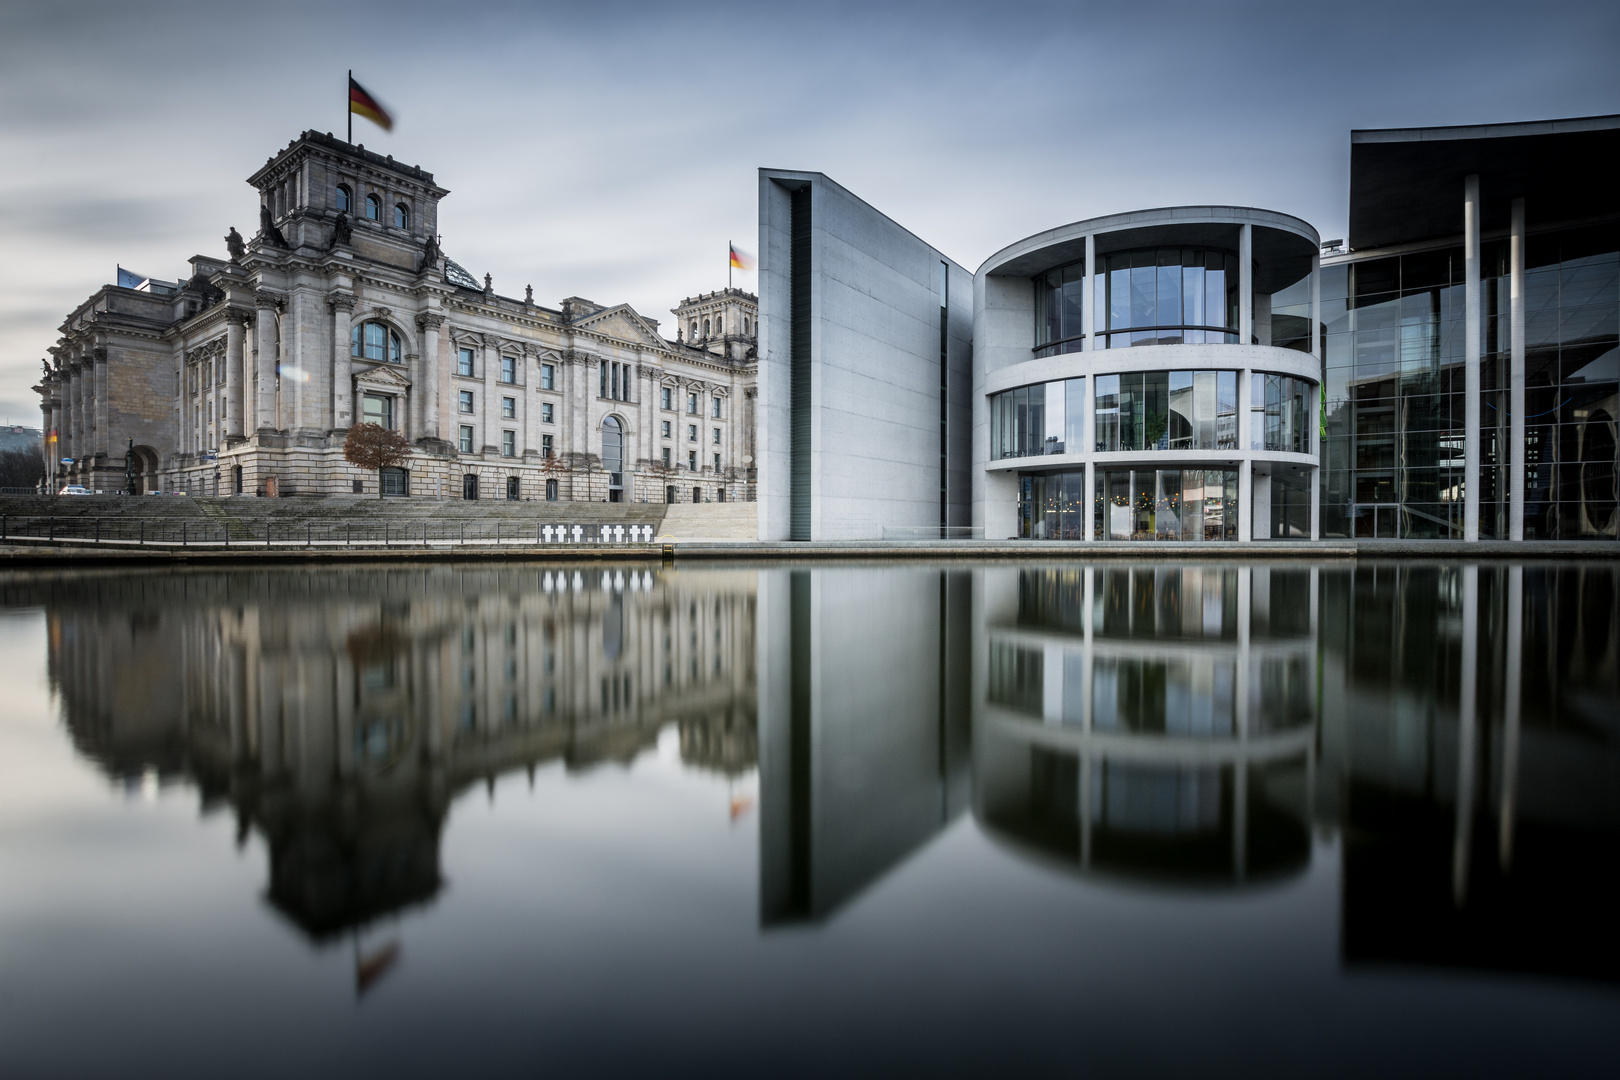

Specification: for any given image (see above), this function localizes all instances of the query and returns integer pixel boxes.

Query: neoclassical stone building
[35,131,757,501]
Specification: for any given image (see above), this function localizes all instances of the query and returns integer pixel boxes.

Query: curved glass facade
[1034,264,1086,356]
[991,378,1083,459]
[1095,371,1238,452]
[1016,467,1239,540]
[1098,248,1240,348]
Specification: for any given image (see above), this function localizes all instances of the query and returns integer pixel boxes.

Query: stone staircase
[657,501,758,540]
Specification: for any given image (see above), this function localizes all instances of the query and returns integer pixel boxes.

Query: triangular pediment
[354,363,412,389]
[574,304,667,349]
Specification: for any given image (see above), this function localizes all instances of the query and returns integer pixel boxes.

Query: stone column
[44,393,59,490]
[93,348,109,457]
[1239,224,1254,345]
[1509,198,1527,541]
[254,290,282,433]
[1463,174,1481,542]
[329,293,356,431]
[481,334,500,453]
[417,313,443,440]
[224,317,245,439]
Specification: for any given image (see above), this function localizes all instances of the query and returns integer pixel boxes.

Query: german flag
[349,76,393,132]
[729,243,755,271]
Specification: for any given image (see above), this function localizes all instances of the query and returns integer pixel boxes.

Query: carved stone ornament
[327,292,358,313]
[481,333,501,348]
[416,312,445,330]
[331,212,352,248]
[254,288,286,311]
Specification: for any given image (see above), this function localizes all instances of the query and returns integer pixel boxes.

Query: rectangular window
[662,387,672,410]
[501,396,515,418]
[501,355,516,384]
[611,363,619,400]
[459,425,474,453]
[662,447,671,467]
[712,396,722,418]
[688,424,697,441]
[362,394,392,429]
[713,453,720,471]
[688,450,697,470]
[540,363,554,390]
[661,420,671,438]
[688,392,698,414]
[502,430,515,457]
[541,402,553,423]
[712,427,721,444]
[600,363,607,398]
[459,390,474,413]
[542,433,553,457]
[458,348,475,377]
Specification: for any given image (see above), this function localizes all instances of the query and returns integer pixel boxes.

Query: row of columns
[1462,176,1528,542]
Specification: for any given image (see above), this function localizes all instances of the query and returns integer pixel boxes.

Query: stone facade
[34,131,757,503]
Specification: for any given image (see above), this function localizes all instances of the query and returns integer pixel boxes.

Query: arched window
[394,204,408,229]
[742,316,750,335]
[602,416,624,479]
[336,185,352,213]
[352,321,402,363]
[703,318,710,337]
[365,194,381,221]
[689,320,698,340]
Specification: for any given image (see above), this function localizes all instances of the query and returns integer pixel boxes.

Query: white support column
[1310,254,1322,540]
[1238,367,1253,542]
[1509,198,1526,541]
[1464,174,1481,542]
[1083,370,1096,540]
[1239,224,1254,345]
[1083,233,1097,351]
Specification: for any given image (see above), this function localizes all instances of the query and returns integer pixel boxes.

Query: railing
[0,517,662,549]
[879,525,986,541]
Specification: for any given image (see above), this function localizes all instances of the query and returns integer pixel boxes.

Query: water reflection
[5,557,1617,996]
[14,565,756,939]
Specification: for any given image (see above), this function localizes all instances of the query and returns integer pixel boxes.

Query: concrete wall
[758,170,972,541]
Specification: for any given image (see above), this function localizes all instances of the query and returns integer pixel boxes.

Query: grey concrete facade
[757,170,972,541]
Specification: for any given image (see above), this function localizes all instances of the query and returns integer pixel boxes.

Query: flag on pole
[349,76,394,132]
[728,243,755,271]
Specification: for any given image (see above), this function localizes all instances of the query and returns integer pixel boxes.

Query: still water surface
[0,561,1615,1077]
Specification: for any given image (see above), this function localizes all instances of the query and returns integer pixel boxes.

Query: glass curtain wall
[1034,265,1086,357]
[1251,373,1312,453]
[991,379,1084,459]
[1319,228,1617,540]
[1090,468,1239,541]
[1018,471,1089,539]
[1097,249,1240,347]
[1095,371,1238,452]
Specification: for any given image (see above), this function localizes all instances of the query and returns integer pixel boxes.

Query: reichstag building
[36,131,758,503]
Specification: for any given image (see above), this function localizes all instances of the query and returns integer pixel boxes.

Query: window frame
[541,402,554,424]
[501,396,516,419]
[459,425,474,453]
[393,203,409,229]
[459,390,475,414]
[336,185,352,214]
[457,347,475,377]
[540,363,554,390]
[365,194,381,222]
[500,355,517,384]
[501,430,516,457]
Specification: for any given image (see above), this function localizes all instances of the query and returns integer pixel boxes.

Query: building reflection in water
[978,565,1317,886]
[26,564,757,941]
[17,558,1618,986]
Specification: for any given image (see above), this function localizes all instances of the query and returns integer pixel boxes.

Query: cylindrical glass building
[974,208,1322,541]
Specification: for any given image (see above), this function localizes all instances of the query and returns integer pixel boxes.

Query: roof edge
[1351,114,1620,145]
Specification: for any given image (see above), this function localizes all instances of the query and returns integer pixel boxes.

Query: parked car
[58,485,89,496]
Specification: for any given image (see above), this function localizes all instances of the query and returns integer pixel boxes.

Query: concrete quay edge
[0,538,1614,568]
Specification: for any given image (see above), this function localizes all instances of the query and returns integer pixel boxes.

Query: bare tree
[0,448,44,491]
[343,423,411,498]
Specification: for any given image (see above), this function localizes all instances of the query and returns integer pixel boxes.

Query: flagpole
[728,241,732,290]
[347,70,352,144]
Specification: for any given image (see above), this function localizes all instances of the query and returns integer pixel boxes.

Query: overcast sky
[0,0,1615,424]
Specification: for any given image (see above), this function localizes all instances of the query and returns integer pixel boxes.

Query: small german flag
[349,75,393,132]
[729,243,755,271]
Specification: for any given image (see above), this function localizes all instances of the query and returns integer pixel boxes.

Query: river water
[0,561,1615,1078]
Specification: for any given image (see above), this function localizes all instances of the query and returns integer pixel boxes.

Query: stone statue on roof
[225,227,246,262]
[331,212,352,248]
[258,205,288,249]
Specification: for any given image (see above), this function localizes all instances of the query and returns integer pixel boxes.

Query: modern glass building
[760,114,1618,542]
[1322,115,1618,540]
[974,208,1321,541]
